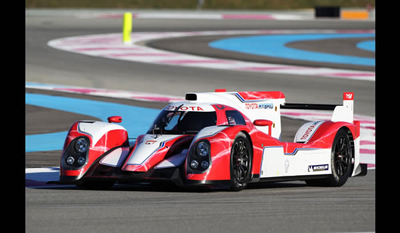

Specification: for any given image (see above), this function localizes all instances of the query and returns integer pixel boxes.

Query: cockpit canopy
[147,110,217,135]
[147,102,247,135]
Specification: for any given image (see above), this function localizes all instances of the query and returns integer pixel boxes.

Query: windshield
[147,110,217,135]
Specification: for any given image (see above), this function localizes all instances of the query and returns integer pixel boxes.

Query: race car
[51,90,367,191]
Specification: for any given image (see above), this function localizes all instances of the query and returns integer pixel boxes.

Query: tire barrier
[315,6,340,18]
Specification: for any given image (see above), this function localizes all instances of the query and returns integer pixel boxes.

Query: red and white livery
[51,90,366,190]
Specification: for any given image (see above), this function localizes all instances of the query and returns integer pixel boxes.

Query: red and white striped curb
[26,82,375,170]
[26,82,183,102]
[25,167,61,187]
[47,29,375,81]
[87,12,306,20]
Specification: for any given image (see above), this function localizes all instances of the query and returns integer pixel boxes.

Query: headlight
[63,137,90,168]
[77,156,86,166]
[190,160,199,169]
[196,141,209,157]
[75,137,88,153]
[188,140,211,173]
[200,161,209,169]
[66,156,75,165]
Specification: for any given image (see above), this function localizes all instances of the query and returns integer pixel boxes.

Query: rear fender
[306,121,359,147]
[305,121,361,177]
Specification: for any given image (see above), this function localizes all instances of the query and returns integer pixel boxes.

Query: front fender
[186,125,250,182]
[60,121,128,181]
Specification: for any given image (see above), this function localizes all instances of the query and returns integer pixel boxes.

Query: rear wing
[282,92,354,123]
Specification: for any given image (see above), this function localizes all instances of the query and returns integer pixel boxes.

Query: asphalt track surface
[26,10,375,233]
[149,34,375,71]
[26,13,375,116]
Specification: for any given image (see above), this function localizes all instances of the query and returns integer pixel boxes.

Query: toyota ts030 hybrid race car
[50,90,367,191]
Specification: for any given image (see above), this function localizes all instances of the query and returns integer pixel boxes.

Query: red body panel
[60,121,128,179]
[236,91,285,100]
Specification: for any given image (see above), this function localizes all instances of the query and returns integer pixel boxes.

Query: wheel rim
[334,136,351,176]
[232,139,250,182]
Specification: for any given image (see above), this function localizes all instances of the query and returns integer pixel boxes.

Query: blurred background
[26,0,374,10]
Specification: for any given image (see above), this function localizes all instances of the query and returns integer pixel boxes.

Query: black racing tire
[229,132,252,191]
[306,128,353,187]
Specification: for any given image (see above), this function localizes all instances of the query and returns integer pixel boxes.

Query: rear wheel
[229,132,252,191]
[306,128,353,187]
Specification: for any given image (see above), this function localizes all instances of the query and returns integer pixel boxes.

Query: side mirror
[253,119,273,135]
[108,116,122,123]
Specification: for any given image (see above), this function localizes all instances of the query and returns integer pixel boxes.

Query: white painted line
[78,12,308,20]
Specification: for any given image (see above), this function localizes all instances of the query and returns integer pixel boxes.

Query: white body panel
[154,149,188,169]
[351,137,361,176]
[294,121,324,143]
[124,134,180,165]
[260,146,331,178]
[192,125,228,142]
[190,92,285,139]
[99,147,131,167]
[332,93,354,123]
[78,121,127,146]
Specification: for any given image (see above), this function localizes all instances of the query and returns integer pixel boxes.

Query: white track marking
[47,29,375,81]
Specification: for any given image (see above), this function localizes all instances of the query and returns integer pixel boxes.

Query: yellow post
[123,12,132,44]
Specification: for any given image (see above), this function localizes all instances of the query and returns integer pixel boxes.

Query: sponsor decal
[343,92,354,100]
[300,121,322,141]
[165,105,204,111]
[300,125,316,140]
[259,103,274,109]
[145,140,157,145]
[245,103,258,109]
[284,159,290,173]
[245,103,273,110]
[308,164,329,172]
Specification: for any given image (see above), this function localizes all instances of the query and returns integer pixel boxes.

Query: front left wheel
[229,132,252,191]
